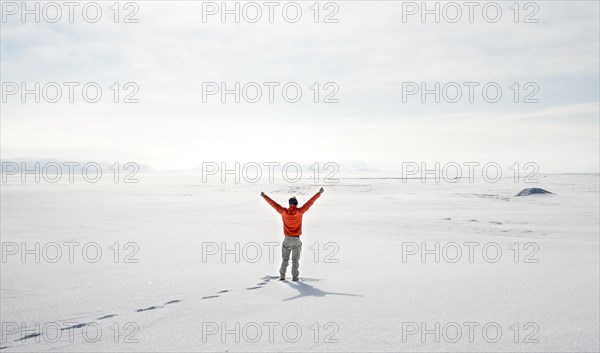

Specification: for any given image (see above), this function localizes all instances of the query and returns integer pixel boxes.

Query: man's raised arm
[299,187,324,214]
[261,192,284,214]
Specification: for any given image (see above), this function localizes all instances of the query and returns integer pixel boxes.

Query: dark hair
[288,197,298,205]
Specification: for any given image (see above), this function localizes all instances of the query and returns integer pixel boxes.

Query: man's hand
[260,192,265,197]
[319,187,324,194]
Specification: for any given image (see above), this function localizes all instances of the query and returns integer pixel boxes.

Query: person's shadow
[283,280,363,301]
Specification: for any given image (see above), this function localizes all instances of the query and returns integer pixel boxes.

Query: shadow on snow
[282,280,363,301]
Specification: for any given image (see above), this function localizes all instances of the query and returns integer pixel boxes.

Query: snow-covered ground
[1,174,598,352]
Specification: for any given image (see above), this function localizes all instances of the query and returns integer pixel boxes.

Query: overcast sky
[1,1,599,173]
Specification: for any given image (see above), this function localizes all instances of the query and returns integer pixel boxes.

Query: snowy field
[1,173,598,352]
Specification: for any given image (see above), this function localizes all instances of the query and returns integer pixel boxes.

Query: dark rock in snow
[516,188,554,196]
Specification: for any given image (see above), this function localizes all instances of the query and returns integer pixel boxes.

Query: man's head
[288,196,298,206]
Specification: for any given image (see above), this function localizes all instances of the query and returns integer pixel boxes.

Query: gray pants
[280,236,302,279]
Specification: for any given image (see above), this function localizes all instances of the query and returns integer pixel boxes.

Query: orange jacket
[263,192,321,236]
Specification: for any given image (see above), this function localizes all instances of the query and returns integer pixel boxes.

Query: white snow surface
[1,174,599,352]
